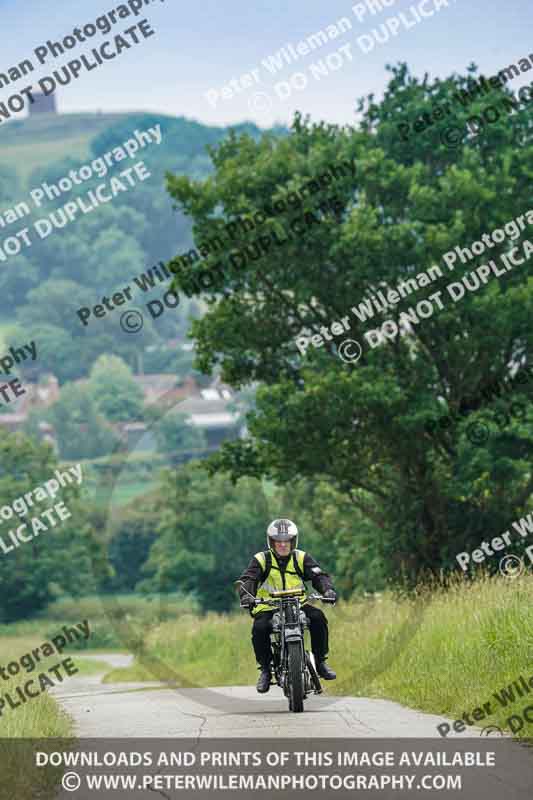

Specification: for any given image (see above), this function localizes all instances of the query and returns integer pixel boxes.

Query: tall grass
[36,593,200,652]
[41,592,198,623]
[105,575,533,736]
[0,632,108,739]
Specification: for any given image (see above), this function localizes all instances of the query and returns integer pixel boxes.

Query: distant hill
[0,111,278,186]
[0,112,133,184]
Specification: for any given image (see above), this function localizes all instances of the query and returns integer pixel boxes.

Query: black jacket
[238,549,335,606]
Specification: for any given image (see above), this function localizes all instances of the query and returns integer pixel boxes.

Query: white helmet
[266,518,299,552]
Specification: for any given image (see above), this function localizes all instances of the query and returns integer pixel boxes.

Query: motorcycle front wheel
[287,641,305,713]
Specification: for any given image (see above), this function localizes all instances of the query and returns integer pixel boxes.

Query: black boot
[316,660,336,680]
[256,665,271,693]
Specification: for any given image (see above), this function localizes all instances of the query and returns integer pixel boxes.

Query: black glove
[240,596,255,609]
[323,589,337,603]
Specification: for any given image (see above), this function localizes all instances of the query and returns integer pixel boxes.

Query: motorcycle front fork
[271,641,282,685]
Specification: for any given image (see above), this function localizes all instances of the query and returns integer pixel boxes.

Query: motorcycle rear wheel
[287,641,305,713]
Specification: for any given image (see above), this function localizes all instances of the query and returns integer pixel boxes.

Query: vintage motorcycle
[238,583,334,713]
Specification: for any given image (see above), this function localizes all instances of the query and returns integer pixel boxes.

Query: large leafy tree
[166,63,533,583]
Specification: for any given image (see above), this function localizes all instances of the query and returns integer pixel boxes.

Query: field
[89,480,152,509]
[0,112,134,185]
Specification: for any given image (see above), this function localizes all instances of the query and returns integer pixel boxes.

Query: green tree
[0,164,20,205]
[166,64,533,585]
[145,407,207,456]
[0,255,39,312]
[139,464,270,611]
[43,382,119,460]
[0,433,109,622]
[107,502,160,592]
[17,279,94,332]
[273,479,386,596]
[88,355,145,422]
[17,279,157,381]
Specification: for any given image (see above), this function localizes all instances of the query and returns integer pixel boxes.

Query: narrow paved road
[53,653,471,738]
[51,656,533,799]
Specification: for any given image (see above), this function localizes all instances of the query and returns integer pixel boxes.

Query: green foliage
[0,256,39,313]
[14,279,157,381]
[142,343,195,375]
[167,64,533,585]
[88,355,144,422]
[138,463,270,611]
[0,434,109,623]
[0,111,274,382]
[145,407,207,456]
[39,382,119,460]
[273,479,387,595]
[0,164,20,203]
[107,504,161,592]
[41,591,198,623]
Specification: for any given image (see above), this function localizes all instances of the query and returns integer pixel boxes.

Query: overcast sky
[1,0,532,129]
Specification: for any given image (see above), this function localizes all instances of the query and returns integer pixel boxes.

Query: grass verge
[0,631,111,739]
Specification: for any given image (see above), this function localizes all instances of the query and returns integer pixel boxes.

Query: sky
[1,0,532,130]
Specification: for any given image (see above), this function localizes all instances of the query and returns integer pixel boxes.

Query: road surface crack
[145,774,172,800]
[175,708,208,750]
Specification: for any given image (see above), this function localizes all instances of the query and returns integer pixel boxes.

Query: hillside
[0,110,277,383]
[0,111,270,185]
[0,113,132,184]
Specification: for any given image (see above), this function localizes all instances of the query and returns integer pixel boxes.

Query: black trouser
[251,604,329,668]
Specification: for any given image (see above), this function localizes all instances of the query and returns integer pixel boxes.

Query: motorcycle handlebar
[241,593,334,608]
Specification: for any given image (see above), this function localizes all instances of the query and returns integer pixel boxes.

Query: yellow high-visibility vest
[252,548,307,615]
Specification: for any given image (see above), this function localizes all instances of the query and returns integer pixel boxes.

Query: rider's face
[274,540,291,556]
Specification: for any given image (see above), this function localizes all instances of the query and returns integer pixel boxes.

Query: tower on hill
[30,91,57,115]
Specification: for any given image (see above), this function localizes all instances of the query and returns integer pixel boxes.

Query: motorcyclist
[238,518,338,694]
